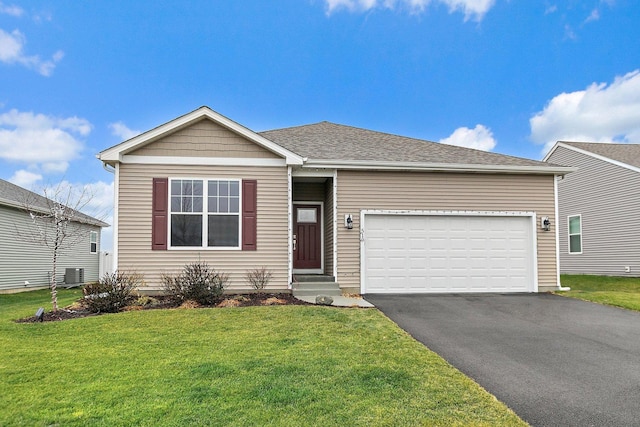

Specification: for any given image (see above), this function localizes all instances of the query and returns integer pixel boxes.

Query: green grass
[0,289,525,426]
[557,274,640,311]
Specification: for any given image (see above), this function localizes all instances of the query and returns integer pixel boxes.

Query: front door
[293,204,322,271]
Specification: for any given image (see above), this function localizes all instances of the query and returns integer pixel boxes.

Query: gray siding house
[544,141,640,276]
[0,179,108,293]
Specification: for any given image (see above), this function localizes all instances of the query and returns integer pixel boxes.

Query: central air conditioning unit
[65,268,85,285]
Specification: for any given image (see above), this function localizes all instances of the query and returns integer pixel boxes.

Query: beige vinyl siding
[336,171,558,292]
[324,180,334,276]
[130,119,281,159]
[0,204,101,292]
[549,146,640,276]
[117,164,288,291]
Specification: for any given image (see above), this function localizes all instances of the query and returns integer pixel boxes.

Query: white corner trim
[122,155,286,167]
[554,175,562,289]
[332,169,338,279]
[112,162,120,272]
[287,166,293,288]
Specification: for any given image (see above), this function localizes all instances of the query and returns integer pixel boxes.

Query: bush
[245,266,273,291]
[82,271,143,313]
[162,262,228,305]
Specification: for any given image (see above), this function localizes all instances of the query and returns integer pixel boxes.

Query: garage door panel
[364,214,535,294]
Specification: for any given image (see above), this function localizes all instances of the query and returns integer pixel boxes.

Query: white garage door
[363,213,536,293]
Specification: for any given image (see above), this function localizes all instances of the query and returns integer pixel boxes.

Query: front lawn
[557,274,640,311]
[0,289,525,426]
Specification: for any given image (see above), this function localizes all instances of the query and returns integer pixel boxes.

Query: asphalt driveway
[365,293,640,427]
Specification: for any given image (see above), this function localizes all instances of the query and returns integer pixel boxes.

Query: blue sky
[1,0,639,250]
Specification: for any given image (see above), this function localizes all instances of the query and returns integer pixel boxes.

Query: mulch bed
[16,293,311,323]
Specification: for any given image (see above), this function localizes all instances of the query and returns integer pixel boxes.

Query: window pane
[171,181,181,195]
[90,242,97,253]
[193,180,203,195]
[182,197,193,212]
[569,216,581,234]
[208,215,239,247]
[183,181,193,195]
[171,215,202,246]
[171,196,181,212]
[220,181,229,196]
[193,196,203,212]
[569,235,582,253]
[209,181,218,197]
[219,197,229,213]
[229,196,239,213]
[230,181,239,197]
[208,197,218,213]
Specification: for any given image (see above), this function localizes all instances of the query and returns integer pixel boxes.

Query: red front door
[293,204,322,270]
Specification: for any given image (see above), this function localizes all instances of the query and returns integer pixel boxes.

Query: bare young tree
[18,181,105,311]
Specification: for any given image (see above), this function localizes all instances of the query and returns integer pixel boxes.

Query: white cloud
[439,124,496,151]
[0,2,23,17]
[584,8,600,23]
[0,109,92,172]
[530,70,640,153]
[324,0,495,21]
[0,28,63,76]
[109,121,141,140]
[9,169,42,188]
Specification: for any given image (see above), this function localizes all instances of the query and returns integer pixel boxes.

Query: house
[98,106,573,295]
[0,179,108,293]
[544,141,640,276]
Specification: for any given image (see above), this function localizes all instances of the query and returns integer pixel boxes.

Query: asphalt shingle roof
[0,179,108,227]
[558,141,640,169]
[259,121,551,167]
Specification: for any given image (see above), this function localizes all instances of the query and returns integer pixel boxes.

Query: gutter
[303,159,576,175]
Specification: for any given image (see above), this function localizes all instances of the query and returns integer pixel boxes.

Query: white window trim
[89,231,98,254]
[568,214,582,255]
[168,177,242,250]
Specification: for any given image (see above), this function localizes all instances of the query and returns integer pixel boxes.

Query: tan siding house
[100,106,572,295]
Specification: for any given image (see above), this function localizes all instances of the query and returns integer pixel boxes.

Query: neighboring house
[99,106,572,294]
[545,141,640,276]
[0,179,108,293]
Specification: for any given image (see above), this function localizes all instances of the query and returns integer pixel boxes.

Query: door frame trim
[293,201,324,274]
[360,209,539,294]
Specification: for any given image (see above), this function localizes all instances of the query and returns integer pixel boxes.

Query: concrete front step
[292,279,341,297]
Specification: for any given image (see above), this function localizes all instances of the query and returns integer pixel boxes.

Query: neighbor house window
[90,231,98,254]
[169,178,240,248]
[568,215,582,254]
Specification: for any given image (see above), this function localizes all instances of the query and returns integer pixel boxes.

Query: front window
[90,231,98,254]
[568,215,582,254]
[170,179,240,248]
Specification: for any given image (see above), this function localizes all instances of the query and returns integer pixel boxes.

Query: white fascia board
[547,142,640,174]
[99,106,304,165]
[303,159,575,175]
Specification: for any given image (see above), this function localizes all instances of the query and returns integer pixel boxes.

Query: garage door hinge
[360,229,365,242]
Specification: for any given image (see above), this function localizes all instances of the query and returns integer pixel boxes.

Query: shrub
[82,271,143,313]
[162,262,228,305]
[245,266,273,291]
